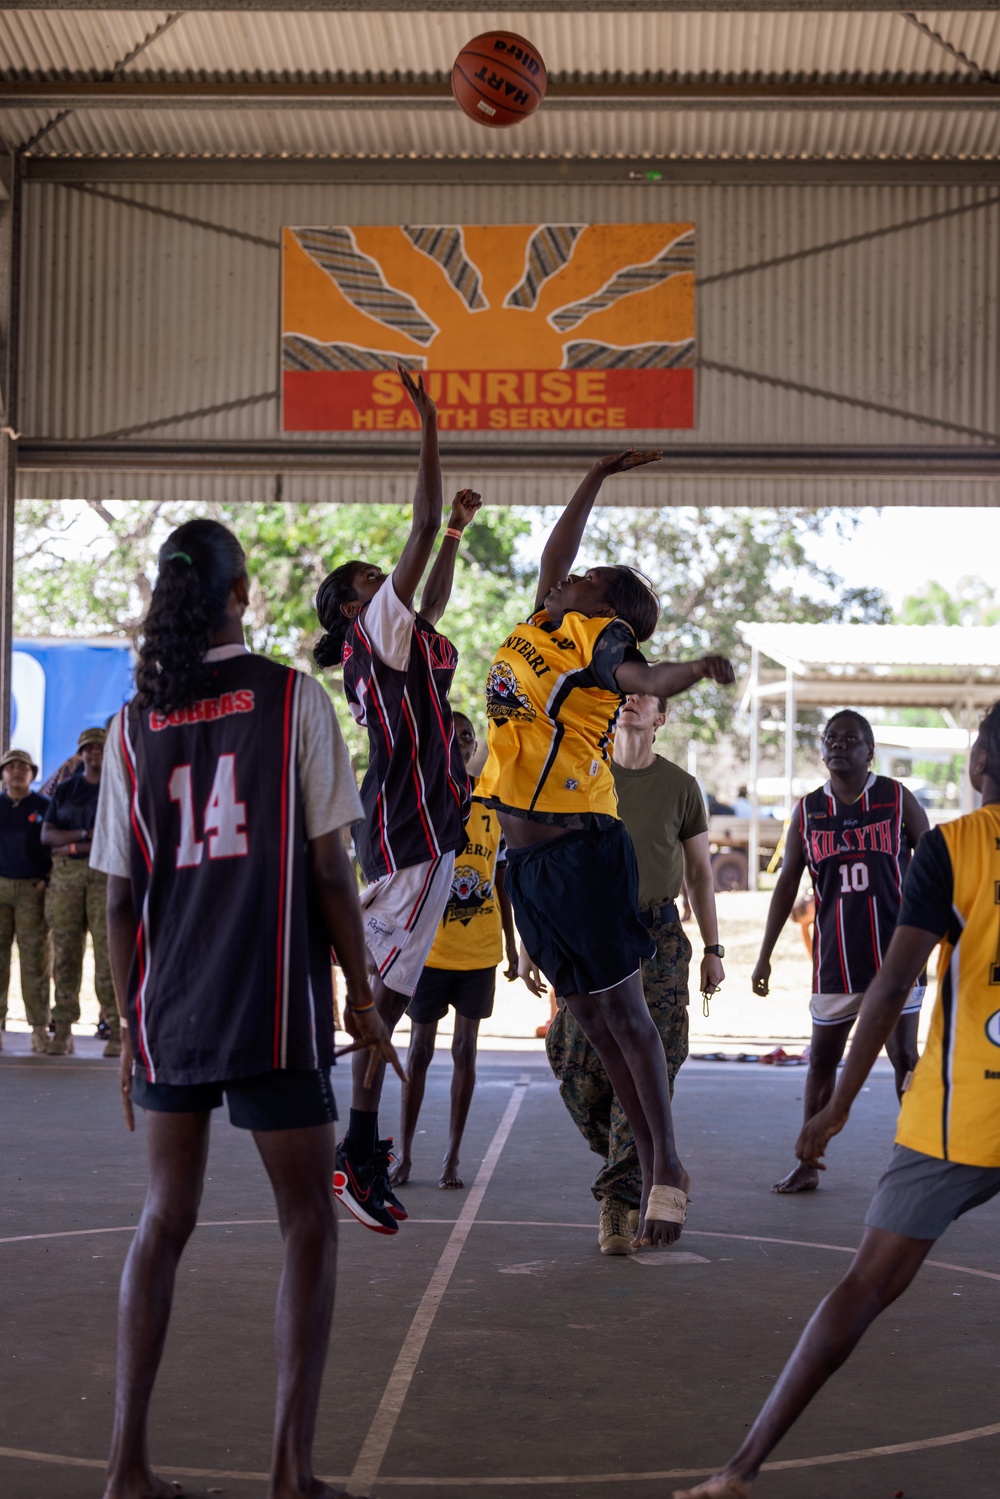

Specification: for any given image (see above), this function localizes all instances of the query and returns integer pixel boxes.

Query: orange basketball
[451,31,547,129]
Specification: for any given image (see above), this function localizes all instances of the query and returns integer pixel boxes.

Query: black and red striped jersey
[800,773,919,997]
[343,606,469,883]
[121,654,335,1085]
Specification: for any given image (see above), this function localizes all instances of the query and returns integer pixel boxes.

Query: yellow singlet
[424,794,505,971]
[477,608,635,819]
[896,805,1000,1167]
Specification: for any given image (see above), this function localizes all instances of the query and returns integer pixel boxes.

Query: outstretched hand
[397,363,436,422]
[796,1100,849,1170]
[343,1003,408,1087]
[518,945,546,997]
[449,488,482,531]
[699,654,736,685]
[595,448,663,476]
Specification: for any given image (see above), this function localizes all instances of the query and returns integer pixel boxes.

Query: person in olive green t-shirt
[543,692,725,1255]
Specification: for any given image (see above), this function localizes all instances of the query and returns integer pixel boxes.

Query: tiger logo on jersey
[443,865,495,926]
[486,662,535,724]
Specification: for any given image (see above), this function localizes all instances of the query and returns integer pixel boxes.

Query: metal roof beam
[16,440,1000,480]
[3,79,999,112]
[8,1,993,11]
[20,158,1000,187]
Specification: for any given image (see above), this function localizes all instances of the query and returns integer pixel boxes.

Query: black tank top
[343,609,469,882]
[122,654,334,1084]
[800,773,915,996]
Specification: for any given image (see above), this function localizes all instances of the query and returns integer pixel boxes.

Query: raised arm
[390,366,442,610]
[614,653,735,702]
[750,803,807,997]
[533,449,662,612]
[419,488,482,627]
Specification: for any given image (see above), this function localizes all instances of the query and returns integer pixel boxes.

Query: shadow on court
[3,1047,1000,1498]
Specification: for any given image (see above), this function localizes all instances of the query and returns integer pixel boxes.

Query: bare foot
[439,1159,464,1189]
[633,1166,692,1248]
[673,1476,752,1498]
[103,1472,184,1499]
[772,1161,819,1194]
[389,1156,411,1187]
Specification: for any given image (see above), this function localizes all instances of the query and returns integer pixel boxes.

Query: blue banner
[11,641,135,786]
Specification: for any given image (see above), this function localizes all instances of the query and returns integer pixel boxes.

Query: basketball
[451,31,547,129]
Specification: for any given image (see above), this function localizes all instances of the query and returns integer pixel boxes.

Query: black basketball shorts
[131,1067,338,1132]
[503,821,655,999]
[407,964,497,1025]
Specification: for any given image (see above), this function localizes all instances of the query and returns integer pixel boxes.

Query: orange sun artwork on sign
[281,223,695,433]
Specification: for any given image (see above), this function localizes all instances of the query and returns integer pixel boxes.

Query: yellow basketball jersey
[478,609,629,818]
[896,805,1000,1166]
[425,794,505,971]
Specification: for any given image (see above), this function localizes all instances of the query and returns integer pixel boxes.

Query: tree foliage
[15,498,886,773]
[899,576,1000,628]
[14,497,533,767]
[581,506,888,757]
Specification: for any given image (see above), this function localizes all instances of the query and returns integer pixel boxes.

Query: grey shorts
[864,1143,1000,1241]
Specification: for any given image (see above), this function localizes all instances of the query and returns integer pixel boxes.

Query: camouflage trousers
[545,916,691,1209]
[0,875,51,1027]
[45,859,117,1029]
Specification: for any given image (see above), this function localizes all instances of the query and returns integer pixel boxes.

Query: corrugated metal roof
[3,10,996,84]
[739,622,1000,671]
[2,9,999,161]
[10,105,1000,163]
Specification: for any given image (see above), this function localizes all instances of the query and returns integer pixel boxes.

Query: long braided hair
[134,519,247,714]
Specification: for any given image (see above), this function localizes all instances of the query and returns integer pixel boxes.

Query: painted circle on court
[2,1218,1000,1488]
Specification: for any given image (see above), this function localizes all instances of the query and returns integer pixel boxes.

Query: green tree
[581,507,888,759]
[899,576,1000,628]
[14,497,533,767]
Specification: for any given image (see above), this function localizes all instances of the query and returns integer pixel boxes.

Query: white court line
[348,1078,530,1497]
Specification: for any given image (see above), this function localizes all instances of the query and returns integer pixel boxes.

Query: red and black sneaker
[375,1137,408,1222]
[333,1138,398,1235]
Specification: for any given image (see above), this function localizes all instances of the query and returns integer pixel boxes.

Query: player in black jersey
[91,520,400,1499]
[314,366,478,1234]
[752,710,929,1193]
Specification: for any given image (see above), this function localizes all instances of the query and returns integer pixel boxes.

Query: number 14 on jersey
[169,754,248,867]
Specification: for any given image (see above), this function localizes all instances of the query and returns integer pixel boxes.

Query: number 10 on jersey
[169,754,248,867]
[839,861,870,893]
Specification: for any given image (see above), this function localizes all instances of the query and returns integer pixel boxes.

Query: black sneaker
[333,1138,399,1235]
[375,1137,408,1222]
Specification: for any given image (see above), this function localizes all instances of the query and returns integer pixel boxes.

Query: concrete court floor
[3,1044,1000,1499]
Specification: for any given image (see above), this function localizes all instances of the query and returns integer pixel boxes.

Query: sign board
[282,223,695,433]
[11,642,134,786]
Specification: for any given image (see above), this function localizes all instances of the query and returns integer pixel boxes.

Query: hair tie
[168,551,192,566]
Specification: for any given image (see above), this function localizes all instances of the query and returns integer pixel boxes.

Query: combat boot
[30,1026,49,1053]
[47,1021,75,1055]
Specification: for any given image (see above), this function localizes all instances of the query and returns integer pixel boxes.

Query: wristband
[347,1000,375,1013]
[445,527,463,540]
[69,842,77,855]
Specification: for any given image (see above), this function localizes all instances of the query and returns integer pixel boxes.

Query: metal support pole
[748,646,760,892]
[0,149,20,753]
[784,668,796,820]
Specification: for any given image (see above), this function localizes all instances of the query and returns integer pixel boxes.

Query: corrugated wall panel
[17,105,1000,164]
[17,469,1000,509]
[15,178,1000,502]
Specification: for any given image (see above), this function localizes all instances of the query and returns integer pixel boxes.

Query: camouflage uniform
[46,857,117,1031]
[0,875,51,1028]
[545,913,691,1209]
